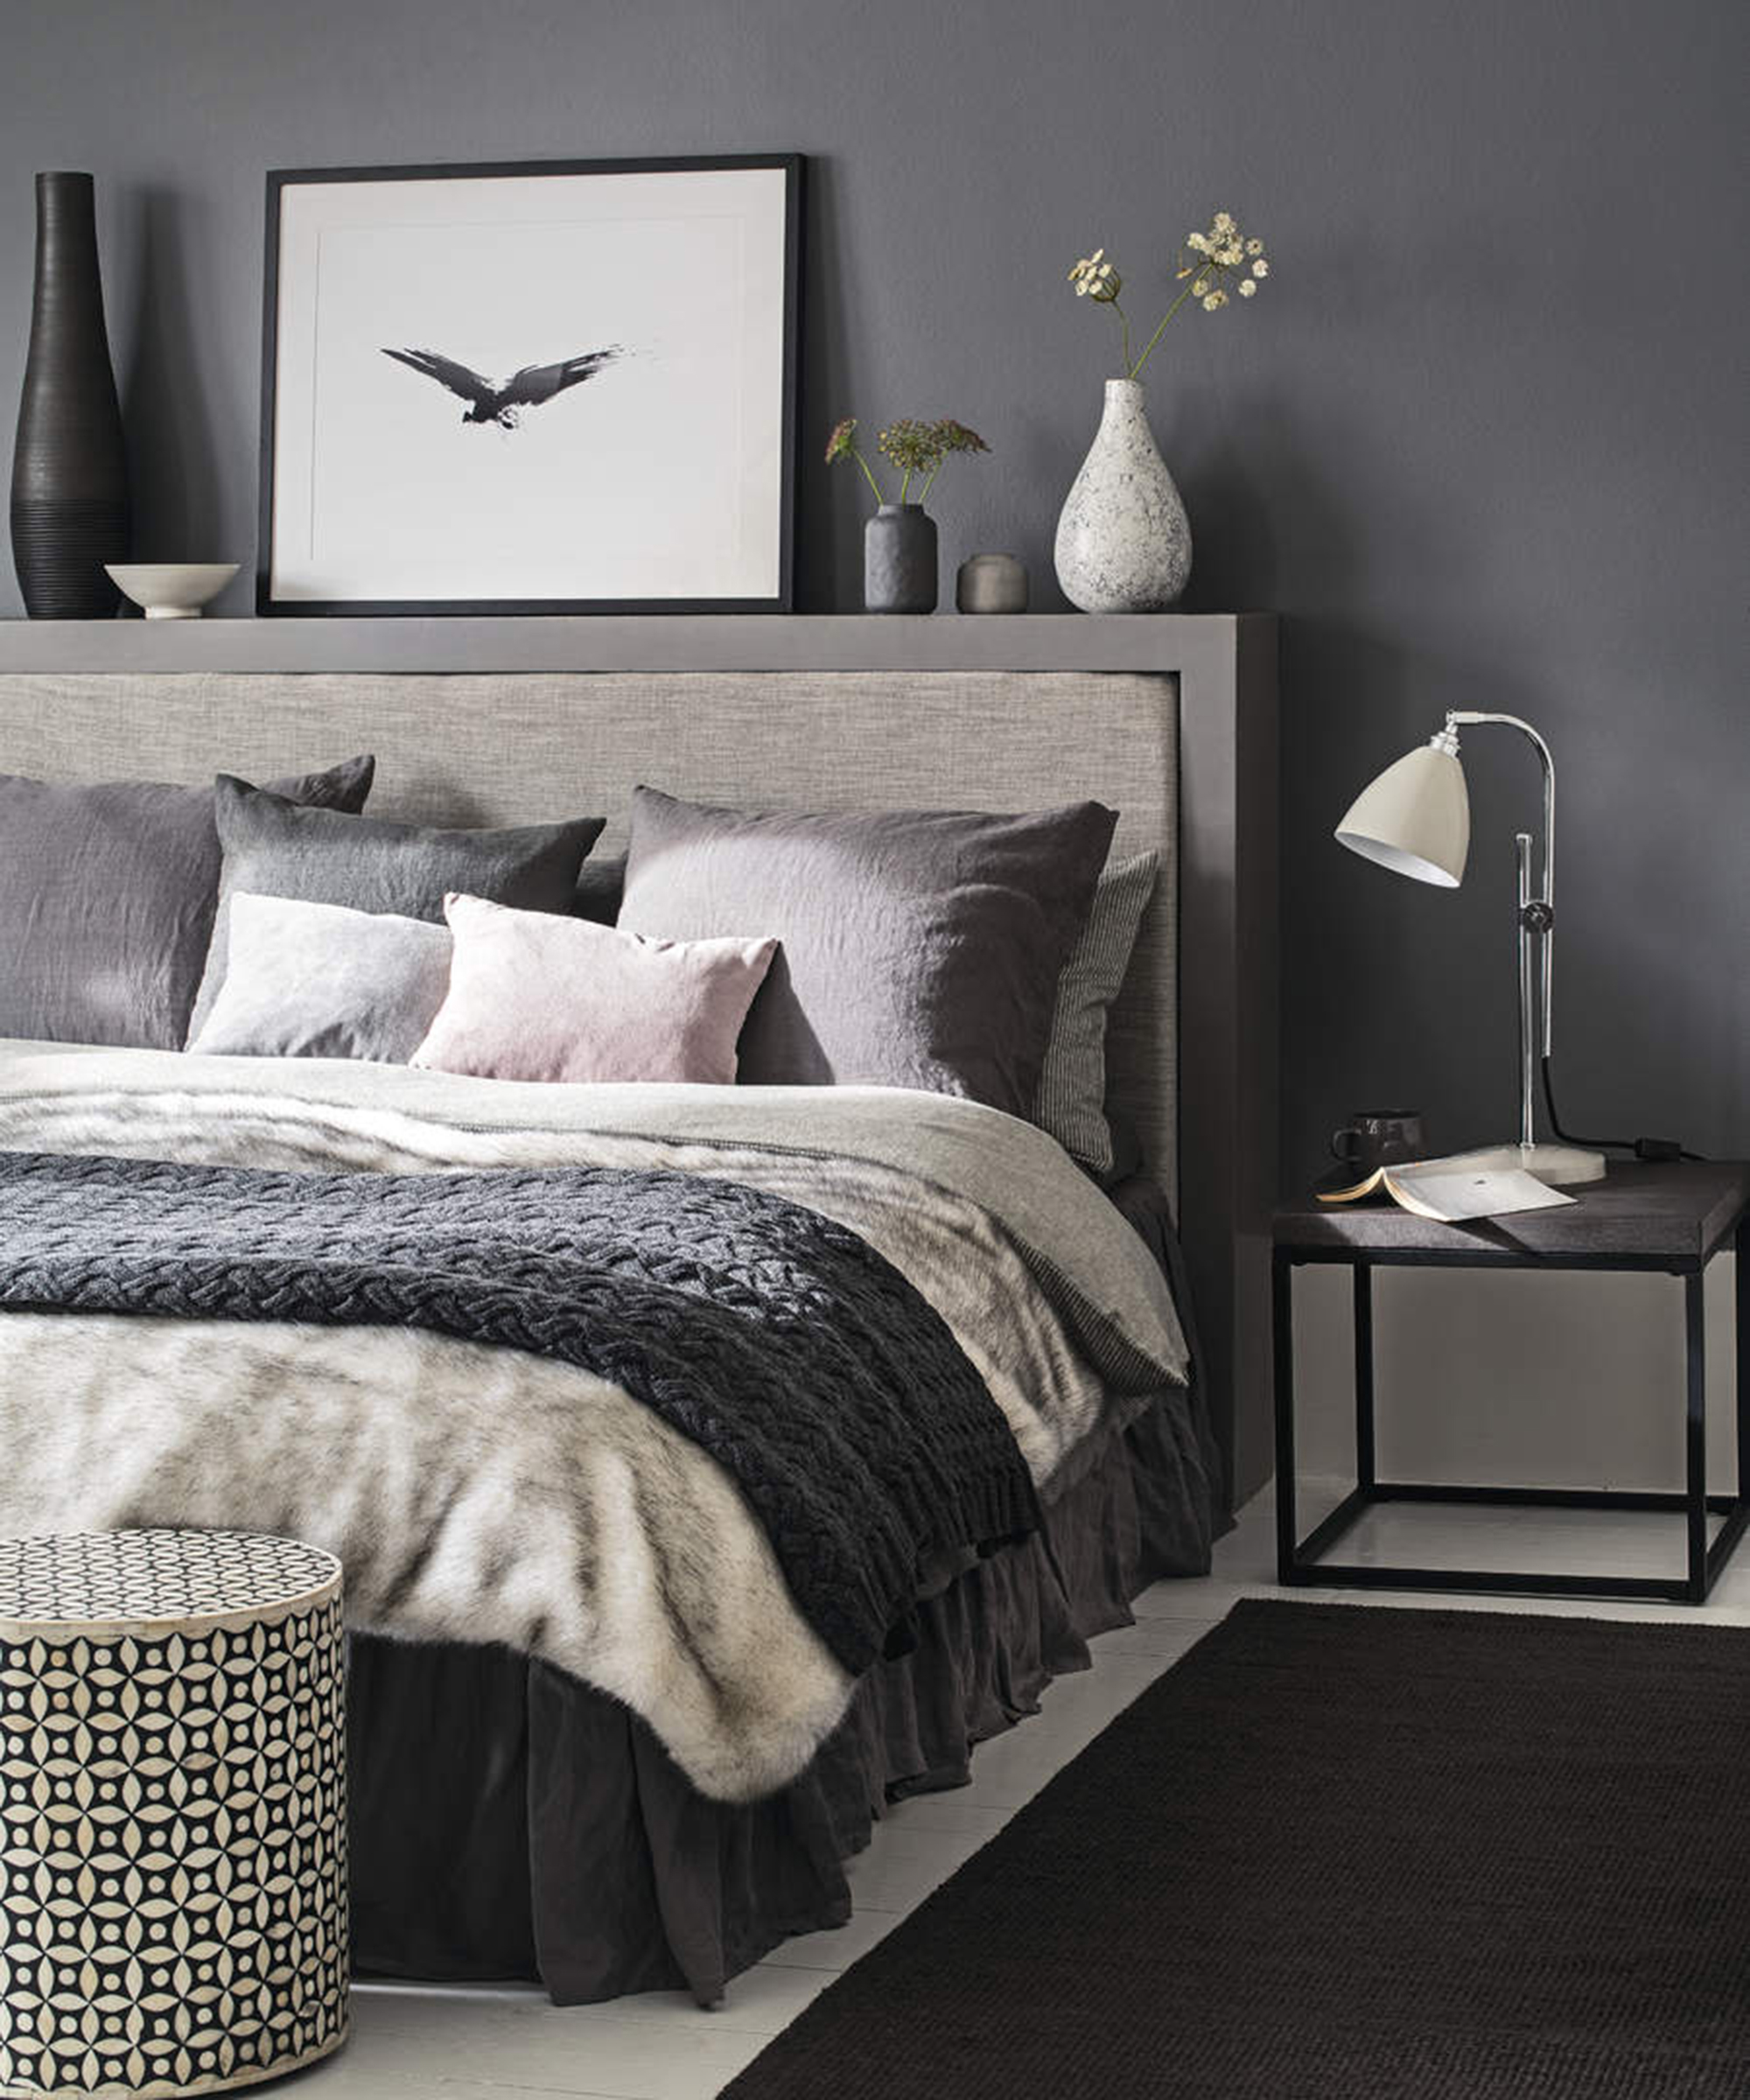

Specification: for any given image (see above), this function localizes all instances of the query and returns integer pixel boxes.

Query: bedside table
[1272,1161,1749,1604]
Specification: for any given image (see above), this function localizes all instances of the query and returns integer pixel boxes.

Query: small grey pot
[864,503,938,613]
[956,551,1028,613]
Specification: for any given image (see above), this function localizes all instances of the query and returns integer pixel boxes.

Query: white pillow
[188,892,453,1064]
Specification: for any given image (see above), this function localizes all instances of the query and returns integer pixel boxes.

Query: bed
[0,626,1278,2006]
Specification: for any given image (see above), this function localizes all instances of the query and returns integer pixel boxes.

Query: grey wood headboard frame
[0,612,1278,1502]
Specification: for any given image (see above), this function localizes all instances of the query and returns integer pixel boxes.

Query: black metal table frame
[1273,1216,1749,1605]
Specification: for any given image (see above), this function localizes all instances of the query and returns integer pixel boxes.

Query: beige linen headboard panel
[0,669,1179,1192]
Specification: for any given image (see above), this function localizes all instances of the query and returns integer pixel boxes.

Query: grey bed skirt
[346,1395,1210,2006]
[346,1179,1216,2007]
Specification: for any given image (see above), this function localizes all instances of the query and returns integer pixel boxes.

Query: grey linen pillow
[1034,850,1159,1174]
[188,893,454,1064]
[187,779,605,1042]
[0,753,374,1050]
[618,788,1117,1116]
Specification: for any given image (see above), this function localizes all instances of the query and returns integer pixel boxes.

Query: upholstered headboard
[0,668,1180,1181]
[0,617,1276,1500]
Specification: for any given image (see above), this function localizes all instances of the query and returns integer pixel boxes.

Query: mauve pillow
[0,753,374,1050]
[411,892,775,1085]
[188,779,605,1042]
[188,893,454,1064]
[617,788,1118,1116]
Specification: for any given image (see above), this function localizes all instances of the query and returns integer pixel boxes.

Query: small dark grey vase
[864,503,937,613]
[10,172,130,618]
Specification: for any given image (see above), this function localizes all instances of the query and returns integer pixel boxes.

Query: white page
[1384,1164,1578,1222]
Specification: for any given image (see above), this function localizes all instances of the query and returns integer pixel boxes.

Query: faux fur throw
[0,1048,1194,1800]
[0,1147,1039,1679]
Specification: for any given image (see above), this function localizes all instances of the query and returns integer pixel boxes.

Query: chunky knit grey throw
[0,1149,1040,1676]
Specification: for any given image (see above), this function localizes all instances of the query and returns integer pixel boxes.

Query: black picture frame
[257,153,802,618]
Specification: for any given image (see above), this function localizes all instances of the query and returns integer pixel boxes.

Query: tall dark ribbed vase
[10,172,130,618]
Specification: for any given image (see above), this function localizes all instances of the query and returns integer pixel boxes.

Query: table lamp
[1334,710,1606,1186]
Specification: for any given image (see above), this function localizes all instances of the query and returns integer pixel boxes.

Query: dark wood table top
[1274,1160,1750,1267]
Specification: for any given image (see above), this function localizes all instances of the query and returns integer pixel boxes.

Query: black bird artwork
[381,345,623,429]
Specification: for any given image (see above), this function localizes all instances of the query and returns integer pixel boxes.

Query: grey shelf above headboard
[0,611,1260,677]
[0,611,1278,1505]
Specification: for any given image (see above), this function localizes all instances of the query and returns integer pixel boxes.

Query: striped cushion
[1035,852,1159,1174]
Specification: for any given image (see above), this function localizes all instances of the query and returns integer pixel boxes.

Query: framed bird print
[258,155,802,615]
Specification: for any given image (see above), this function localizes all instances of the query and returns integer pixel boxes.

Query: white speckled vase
[1054,378,1192,612]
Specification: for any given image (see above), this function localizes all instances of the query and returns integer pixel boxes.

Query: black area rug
[721,1600,1750,2099]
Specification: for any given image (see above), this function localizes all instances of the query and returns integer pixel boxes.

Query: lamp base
[1439,1141,1608,1187]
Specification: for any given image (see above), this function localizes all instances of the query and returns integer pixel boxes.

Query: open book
[1317,1153,1578,1222]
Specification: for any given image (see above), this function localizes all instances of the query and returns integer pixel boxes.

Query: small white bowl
[106,563,240,620]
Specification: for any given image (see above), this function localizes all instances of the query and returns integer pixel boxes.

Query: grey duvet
[0,1045,1189,1804]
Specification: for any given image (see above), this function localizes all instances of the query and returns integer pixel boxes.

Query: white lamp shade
[1334,743,1470,887]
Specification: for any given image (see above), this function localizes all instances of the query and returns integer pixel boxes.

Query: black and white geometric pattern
[0,1530,348,2096]
[0,1530,338,1628]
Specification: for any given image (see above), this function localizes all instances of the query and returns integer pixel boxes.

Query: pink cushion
[410,892,776,1085]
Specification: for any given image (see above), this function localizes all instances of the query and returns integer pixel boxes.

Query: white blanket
[0,1045,1186,1801]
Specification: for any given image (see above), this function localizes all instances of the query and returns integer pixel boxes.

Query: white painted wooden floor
[285,1481,1750,2100]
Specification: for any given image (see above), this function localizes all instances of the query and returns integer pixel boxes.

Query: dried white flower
[1065,210,1270,374]
[1068,248,1123,301]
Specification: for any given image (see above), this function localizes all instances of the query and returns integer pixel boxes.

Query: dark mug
[1330,1110,1427,1172]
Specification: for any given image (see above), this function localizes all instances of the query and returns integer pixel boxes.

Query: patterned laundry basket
[0,1530,348,2097]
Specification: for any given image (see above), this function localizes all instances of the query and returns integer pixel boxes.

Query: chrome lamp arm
[1441,710,1555,1151]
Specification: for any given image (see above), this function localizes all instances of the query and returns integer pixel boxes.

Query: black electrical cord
[1540,1054,1704,1164]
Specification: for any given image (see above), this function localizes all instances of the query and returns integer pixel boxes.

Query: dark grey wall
[3,0,1745,1170]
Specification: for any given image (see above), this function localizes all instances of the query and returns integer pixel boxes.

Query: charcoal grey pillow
[574,851,626,925]
[188,893,454,1064]
[1034,850,1159,1173]
[617,788,1117,1116]
[187,779,605,1042]
[0,753,374,1051]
